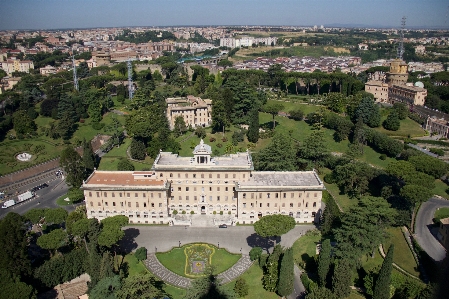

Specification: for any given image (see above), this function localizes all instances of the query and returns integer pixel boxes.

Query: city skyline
[0,0,448,30]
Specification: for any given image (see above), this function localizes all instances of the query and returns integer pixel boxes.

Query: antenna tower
[72,56,79,91]
[127,58,133,100]
[397,16,406,60]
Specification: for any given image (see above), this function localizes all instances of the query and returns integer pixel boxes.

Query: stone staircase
[190,214,216,227]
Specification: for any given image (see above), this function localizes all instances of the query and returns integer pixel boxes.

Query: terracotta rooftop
[84,171,165,186]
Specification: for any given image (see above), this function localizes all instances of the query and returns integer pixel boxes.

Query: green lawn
[156,244,241,277]
[375,117,427,138]
[291,230,321,268]
[432,180,449,199]
[123,253,148,276]
[434,207,449,223]
[55,193,73,206]
[383,227,420,277]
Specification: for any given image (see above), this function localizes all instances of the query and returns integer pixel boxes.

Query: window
[233,174,236,179]
[275,193,279,198]
[136,203,139,208]
[282,203,285,207]
[194,196,197,201]
[178,187,181,191]
[151,193,154,198]
[143,193,146,197]
[217,187,220,191]
[170,173,173,177]
[113,202,116,206]
[225,174,228,178]
[290,203,293,207]
[144,202,147,207]
[243,203,246,208]
[267,203,270,207]
[179,196,182,200]
[291,193,294,198]
[251,203,254,207]
[259,193,262,199]
[127,193,130,197]
[275,203,278,207]
[209,187,212,191]
[225,187,228,191]
[98,202,101,206]
[313,202,316,207]
[151,203,154,207]
[121,202,124,207]
[267,193,270,198]
[89,192,92,197]
[185,173,188,178]
[201,174,204,178]
[105,202,108,206]
[306,193,309,198]
[119,193,122,197]
[209,196,212,201]
[128,202,131,207]
[186,187,189,191]
[306,203,309,207]
[243,174,245,178]
[160,173,163,177]
[217,196,220,201]
[135,193,138,197]
[314,193,317,197]
[251,193,254,199]
[194,187,197,191]
[283,193,286,198]
[209,174,212,178]
[90,202,93,207]
[217,174,220,178]
[158,193,161,198]
[298,203,301,207]
[96,192,100,197]
[260,203,262,208]
[178,173,180,178]
[186,196,189,201]
[243,193,246,199]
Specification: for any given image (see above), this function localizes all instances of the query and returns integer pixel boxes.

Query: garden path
[143,253,253,288]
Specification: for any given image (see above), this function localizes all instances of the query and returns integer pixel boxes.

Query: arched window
[313,202,316,208]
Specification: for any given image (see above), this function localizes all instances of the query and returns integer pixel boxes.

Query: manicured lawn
[320,169,354,211]
[291,230,321,268]
[156,243,241,277]
[375,117,427,138]
[434,207,449,223]
[432,180,449,199]
[0,139,62,175]
[123,253,148,276]
[55,193,73,206]
[221,263,279,299]
[97,138,153,171]
[383,227,420,277]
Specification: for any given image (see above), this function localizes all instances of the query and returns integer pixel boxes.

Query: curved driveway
[415,197,449,261]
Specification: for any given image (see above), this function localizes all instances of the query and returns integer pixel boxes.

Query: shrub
[249,247,263,261]
[172,210,178,215]
[117,159,134,171]
[234,277,249,297]
[228,211,231,215]
[380,154,387,160]
[209,137,216,142]
[216,143,223,148]
[213,211,217,215]
[91,122,105,130]
[134,247,147,261]
[221,137,228,142]
[220,211,223,215]
[182,210,186,214]
[190,211,194,215]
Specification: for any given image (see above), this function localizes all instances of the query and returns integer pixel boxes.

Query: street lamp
[179,241,181,248]
[240,248,242,253]
[155,247,157,253]
[218,242,220,249]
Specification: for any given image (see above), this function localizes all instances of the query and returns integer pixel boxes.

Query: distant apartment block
[365,80,389,103]
[415,45,426,55]
[39,65,57,76]
[166,96,212,130]
[1,58,34,75]
[220,36,277,48]
[388,84,427,106]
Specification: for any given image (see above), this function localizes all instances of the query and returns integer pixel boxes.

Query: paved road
[121,225,315,255]
[414,197,449,261]
[288,265,306,299]
[0,177,74,219]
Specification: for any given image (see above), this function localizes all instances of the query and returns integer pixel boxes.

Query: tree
[72,218,91,252]
[89,275,121,299]
[255,132,296,171]
[60,146,85,188]
[24,208,46,224]
[0,268,36,299]
[116,273,166,299]
[195,126,206,139]
[332,259,353,298]
[98,215,128,256]
[408,155,448,179]
[334,197,396,264]
[298,130,329,166]
[262,244,283,292]
[234,277,249,298]
[305,287,337,299]
[44,207,68,224]
[393,102,408,120]
[277,247,294,297]
[117,159,134,171]
[173,116,187,137]
[83,138,96,174]
[254,214,295,247]
[373,245,394,299]
[218,59,233,68]
[332,161,380,198]
[130,139,146,160]
[289,108,304,121]
[135,247,148,261]
[37,229,68,256]
[383,110,400,131]
[262,102,284,129]
[249,247,263,261]
[354,96,381,128]
[317,239,331,287]
[0,213,31,278]
[247,108,259,143]
[400,184,433,227]
[211,94,229,134]
[12,110,36,135]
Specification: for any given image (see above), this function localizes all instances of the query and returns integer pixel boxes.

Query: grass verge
[383,227,420,277]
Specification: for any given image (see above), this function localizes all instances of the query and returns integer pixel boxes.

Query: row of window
[176,186,230,192]
[88,192,163,198]
[242,202,317,208]
[242,192,317,199]
[172,195,234,201]
[166,173,244,179]
[90,202,164,208]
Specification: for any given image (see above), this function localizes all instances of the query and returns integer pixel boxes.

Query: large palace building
[82,140,325,225]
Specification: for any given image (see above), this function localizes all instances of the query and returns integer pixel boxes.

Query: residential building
[39,65,57,76]
[166,96,212,129]
[388,84,427,106]
[1,58,34,75]
[82,140,325,225]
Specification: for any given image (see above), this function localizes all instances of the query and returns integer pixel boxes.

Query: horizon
[1,0,448,31]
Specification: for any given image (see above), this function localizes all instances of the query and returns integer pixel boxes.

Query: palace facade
[82,140,325,225]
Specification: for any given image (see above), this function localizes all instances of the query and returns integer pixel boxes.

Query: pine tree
[317,239,331,287]
[277,247,294,297]
[383,110,400,131]
[373,245,394,299]
[82,138,95,174]
[99,252,114,280]
[332,259,352,298]
[247,107,259,143]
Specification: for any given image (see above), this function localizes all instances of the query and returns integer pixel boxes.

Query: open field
[375,117,427,138]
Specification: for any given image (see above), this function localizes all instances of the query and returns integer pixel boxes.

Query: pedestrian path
[143,253,253,288]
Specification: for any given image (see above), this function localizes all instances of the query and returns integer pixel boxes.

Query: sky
[0,0,448,30]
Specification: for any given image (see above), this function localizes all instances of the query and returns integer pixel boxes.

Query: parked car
[218,224,228,228]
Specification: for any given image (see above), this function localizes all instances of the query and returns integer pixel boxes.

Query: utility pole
[72,55,78,91]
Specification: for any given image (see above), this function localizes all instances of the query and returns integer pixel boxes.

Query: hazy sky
[0,0,447,30]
